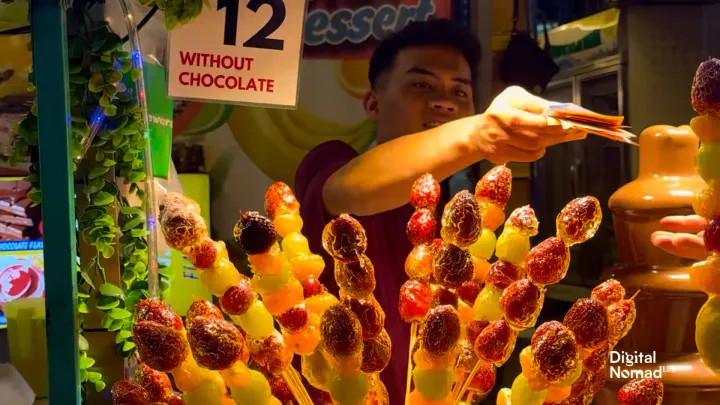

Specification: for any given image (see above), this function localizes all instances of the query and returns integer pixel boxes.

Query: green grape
[510,374,547,405]
[495,228,530,265]
[413,368,453,401]
[301,350,330,390]
[473,285,503,322]
[234,301,275,338]
[469,228,497,260]
[696,143,720,183]
[232,370,272,405]
[697,295,720,373]
[281,232,310,259]
[327,369,369,405]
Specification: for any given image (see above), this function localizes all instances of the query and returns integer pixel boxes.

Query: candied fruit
[469,228,497,260]
[188,317,244,370]
[431,285,459,309]
[510,374,548,405]
[264,182,300,219]
[112,380,150,405]
[133,321,189,372]
[186,299,224,324]
[335,256,376,298]
[281,232,310,259]
[399,280,432,323]
[433,242,474,288]
[530,321,579,383]
[519,346,550,391]
[500,279,545,329]
[495,228,531,265]
[472,284,504,322]
[584,342,610,372]
[556,196,602,246]
[440,190,482,247]
[159,192,199,215]
[301,277,325,298]
[506,205,539,237]
[693,181,720,218]
[135,299,183,330]
[186,238,219,269]
[290,253,325,280]
[234,301,276,338]
[457,340,479,372]
[277,304,310,333]
[480,202,505,231]
[344,295,385,340]
[591,279,626,307]
[607,298,637,345]
[689,257,720,295]
[457,280,483,305]
[563,298,609,350]
[160,210,208,251]
[410,173,441,210]
[691,58,720,117]
[234,212,278,255]
[273,213,303,237]
[471,257,491,282]
[321,304,363,358]
[405,244,434,281]
[469,361,496,394]
[475,165,512,208]
[467,320,490,343]
[247,331,293,374]
[407,209,437,245]
[421,305,461,357]
[322,215,367,262]
[327,370,369,405]
[134,363,172,402]
[413,368,454,401]
[220,280,254,315]
[262,279,304,315]
[696,143,720,182]
[248,244,284,276]
[487,260,522,289]
[705,218,720,253]
[525,237,570,285]
[473,319,517,366]
[361,328,392,373]
[306,292,340,317]
[283,313,321,356]
[268,374,295,405]
[617,378,664,405]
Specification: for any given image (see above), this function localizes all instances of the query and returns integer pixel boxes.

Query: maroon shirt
[295,140,414,405]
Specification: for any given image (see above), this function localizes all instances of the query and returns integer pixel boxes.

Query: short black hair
[368,19,481,89]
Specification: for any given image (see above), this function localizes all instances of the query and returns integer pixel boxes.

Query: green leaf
[103,70,123,84]
[121,217,144,231]
[77,302,89,314]
[112,133,123,147]
[28,188,42,204]
[120,60,132,73]
[83,178,105,194]
[101,245,115,259]
[87,372,102,383]
[120,206,144,215]
[95,296,120,310]
[100,313,114,329]
[93,214,114,227]
[69,74,89,84]
[122,341,136,352]
[88,72,106,93]
[88,166,110,179]
[77,291,91,299]
[131,68,141,82]
[159,266,174,277]
[108,319,125,331]
[91,61,114,72]
[79,270,95,289]
[130,229,149,238]
[99,283,124,299]
[79,356,95,369]
[80,369,88,382]
[91,191,114,206]
[109,308,132,320]
[130,280,149,291]
[95,381,106,392]
[122,270,136,283]
[105,106,117,117]
[79,335,89,351]
[115,330,132,343]
[126,171,146,183]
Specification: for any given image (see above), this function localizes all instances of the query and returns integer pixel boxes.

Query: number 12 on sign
[218,0,286,50]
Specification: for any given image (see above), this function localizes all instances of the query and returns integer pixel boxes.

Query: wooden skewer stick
[404,322,419,405]
[282,367,314,405]
[454,360,482,405]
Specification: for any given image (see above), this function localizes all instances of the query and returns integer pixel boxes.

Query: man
[295,19,581,403]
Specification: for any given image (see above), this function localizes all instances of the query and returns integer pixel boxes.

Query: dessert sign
[168,0,307,108]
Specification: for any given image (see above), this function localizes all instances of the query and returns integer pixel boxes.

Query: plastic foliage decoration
[135,0,209,30]
[3,1,171,396]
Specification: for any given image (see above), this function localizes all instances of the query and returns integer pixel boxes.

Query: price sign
[168,0,307,108]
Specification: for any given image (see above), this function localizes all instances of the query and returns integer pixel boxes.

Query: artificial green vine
[4,2,174,396]
[135,0,208,30]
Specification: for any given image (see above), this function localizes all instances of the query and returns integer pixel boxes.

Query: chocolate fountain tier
[597,125,720,404]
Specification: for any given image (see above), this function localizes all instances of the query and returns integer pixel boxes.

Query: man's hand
[471,86,586,164]
[651,215,708,260]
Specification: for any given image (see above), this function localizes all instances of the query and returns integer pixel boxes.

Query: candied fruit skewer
[496,279,637,405]
[130,299,256,405]
[111,364,187,405]
[263,182,329,316]
[406,187,482,405]
[617,378,664,405]
[689,58,720,376]
[322,215,391,405]
[402,174,442,402]
[158,193,312,405]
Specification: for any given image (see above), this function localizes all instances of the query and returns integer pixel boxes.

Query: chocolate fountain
[597,125,720,404]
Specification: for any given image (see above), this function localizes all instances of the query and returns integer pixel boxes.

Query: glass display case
[533,55,632,289]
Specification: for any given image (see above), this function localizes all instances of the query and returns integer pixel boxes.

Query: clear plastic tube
[118,1,159,301]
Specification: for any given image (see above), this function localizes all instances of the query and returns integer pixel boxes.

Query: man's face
[365,45,475,144]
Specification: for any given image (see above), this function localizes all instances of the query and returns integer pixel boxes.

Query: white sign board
[168,0,307,108]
